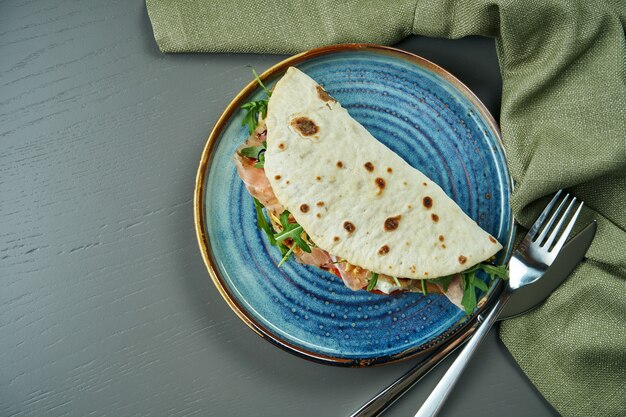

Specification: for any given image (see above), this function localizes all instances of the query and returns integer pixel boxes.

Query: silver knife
[351,220,597,417]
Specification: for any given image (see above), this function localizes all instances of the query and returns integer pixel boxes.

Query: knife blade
[350,220,596,417]
[500,219,596,319]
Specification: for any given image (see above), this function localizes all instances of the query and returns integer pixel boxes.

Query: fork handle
[414,291,511,417]
[350,330,474,417]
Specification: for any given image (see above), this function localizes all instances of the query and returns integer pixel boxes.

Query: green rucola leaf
[431,275,453,292]
[479,264,509,280]
[277,244,296,267]
[240,144,265,159]
[251,67,271,96]
[273,224,301,243]
[278,210,290,229]
[253,198,276,245]
[474,278,489,292]
[277,242,289,256]
[367,272,379,291]
[254,151,265,168]
[461,272,478,315]
[273,210,312,254]
[240,98,268,134]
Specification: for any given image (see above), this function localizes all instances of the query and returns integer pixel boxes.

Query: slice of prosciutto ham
[233,124,283,215]
[293,247,333,270]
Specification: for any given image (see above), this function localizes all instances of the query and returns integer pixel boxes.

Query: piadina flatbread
[263,67,502,280]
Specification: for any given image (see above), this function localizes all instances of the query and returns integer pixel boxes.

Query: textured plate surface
[195,44,513,366]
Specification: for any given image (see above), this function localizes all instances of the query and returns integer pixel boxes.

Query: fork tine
[549,201,584,254]
[525,189,563,240]
[535,193,570,244]
[543,196,576,249]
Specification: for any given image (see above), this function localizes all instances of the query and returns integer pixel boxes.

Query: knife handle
[413,291,511,417]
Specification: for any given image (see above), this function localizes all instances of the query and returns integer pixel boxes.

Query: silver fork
[414,190,583,417]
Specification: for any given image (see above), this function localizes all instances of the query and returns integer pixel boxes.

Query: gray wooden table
[1,1,560,416]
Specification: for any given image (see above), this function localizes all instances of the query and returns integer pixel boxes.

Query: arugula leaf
[240,68,272,134]
[241,141,267,168]
[253,198,276,245]
[273,210,312,254]
[240,144,265,159]
[474,278,489,292]
[430,275,453,292]
[421,279,428,295]
[459,263,509,315]
[367,272,379,291]
[241,99,268,134]
[479,264,508,281]
[277,244,296,267]
[254,151,265,168]
[252,200,299,267]
[461,271,478,315]
[277,242,289,256]
[274,224,311,253]
[251,67,271,97]
[278,210,290,229]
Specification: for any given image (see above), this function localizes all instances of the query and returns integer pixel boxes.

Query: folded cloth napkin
[146,1,626,415]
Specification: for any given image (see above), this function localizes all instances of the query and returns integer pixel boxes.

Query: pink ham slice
[233,127,284,215]
[436,275,464,309]
[294,247,333,269]
[333,259,370,290]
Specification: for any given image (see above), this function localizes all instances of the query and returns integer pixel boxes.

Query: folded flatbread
[264,67,502,280]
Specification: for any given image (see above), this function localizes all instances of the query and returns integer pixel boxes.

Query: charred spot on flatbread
[386,167,393,173]
[438,235,445,242]
[364,162,374,172]
[431,213,439,222]
[343,221,356,234]
[378,245,390,255]
[489,236,497,243]
[384,215,401,231]
[300,204,310,213]
[316,201,325,207]
[316,85,336,103]
[458,255,467,264]
[336,161,344,168]
[375,177,385,194]
[333,236,340,242]
[291,117,319,136]
[274,175,282,180]
[423,196,433,208]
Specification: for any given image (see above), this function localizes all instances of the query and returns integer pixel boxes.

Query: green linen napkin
[146,1,626,416]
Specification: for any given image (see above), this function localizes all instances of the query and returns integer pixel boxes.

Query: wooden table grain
[0,1,559,416]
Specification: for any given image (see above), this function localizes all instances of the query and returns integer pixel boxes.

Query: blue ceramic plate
[194,44,513,366]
